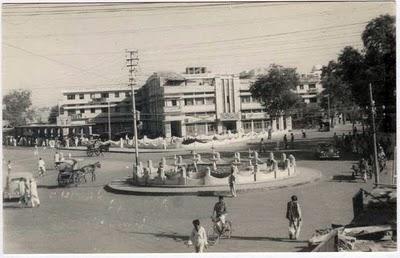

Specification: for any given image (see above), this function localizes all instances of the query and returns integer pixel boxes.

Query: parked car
[315,143,340,159]
[3,172,35,201]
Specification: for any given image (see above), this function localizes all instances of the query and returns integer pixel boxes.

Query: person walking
[38,158,46,177]
[54,152,60,169]
[286,195,302,240]
[283,134,288,149]
[29,179,40,207]
[229,166,237,197]
[189,219,208,253]
[259,138,265,153]
[290,133,294,149]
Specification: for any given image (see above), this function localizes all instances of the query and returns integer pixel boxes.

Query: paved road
[2,141,393,253]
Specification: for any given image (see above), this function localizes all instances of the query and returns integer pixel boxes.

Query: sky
[1,1,396,107]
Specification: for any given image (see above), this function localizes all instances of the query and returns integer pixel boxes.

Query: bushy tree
[2,89,33,127]
[249,64,301,116]
[321,14,395,109]
[48,105,59,123]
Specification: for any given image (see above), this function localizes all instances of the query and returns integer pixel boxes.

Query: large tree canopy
[2,89,33,127]
[249,64,301,116]
[321,15,395,109]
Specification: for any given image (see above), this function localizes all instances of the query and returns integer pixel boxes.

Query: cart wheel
[87,150,93,157]
[95,149,101,156]
[57,174,64,186]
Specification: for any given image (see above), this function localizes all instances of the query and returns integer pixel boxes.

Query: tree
[249,64,301,116]
[48,105,59,123]
[321,15,395,109]
[320,60,353,110]
[362,14,396,108]
[2,89,33,127]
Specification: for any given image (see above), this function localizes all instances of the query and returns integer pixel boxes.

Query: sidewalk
[104,167,321,196]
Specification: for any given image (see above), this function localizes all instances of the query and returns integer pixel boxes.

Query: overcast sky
[2,1,395,107]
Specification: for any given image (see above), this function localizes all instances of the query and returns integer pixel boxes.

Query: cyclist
[212,196,227,235]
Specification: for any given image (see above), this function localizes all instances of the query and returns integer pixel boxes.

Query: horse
[79,161,101,182]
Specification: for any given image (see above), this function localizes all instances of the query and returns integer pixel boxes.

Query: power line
[3,42,126,85]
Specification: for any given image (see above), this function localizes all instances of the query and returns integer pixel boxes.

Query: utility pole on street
[369,83,379,185]
[126,50,140,172]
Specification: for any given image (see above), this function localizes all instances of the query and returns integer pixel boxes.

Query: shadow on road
[123,230,187,242]
[230,235,307,244]
[330,174,358,183]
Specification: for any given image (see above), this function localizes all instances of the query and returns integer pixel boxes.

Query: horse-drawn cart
[86,141,110,157]
[57,159,101,187]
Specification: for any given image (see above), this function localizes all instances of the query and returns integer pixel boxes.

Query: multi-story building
[138,67,291,138]
[58,87,136,136]
[294,65,324,104]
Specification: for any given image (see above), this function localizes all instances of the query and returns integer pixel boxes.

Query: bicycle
[209,216,232,243]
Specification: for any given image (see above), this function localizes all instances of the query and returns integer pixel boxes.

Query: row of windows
[242,121,268,129]
[165,98,215,107]
[298,83,317,90]
[66,106,130,115]
[66,91,131,100]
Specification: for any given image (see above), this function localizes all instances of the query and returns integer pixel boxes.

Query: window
[185,99,194,105]
[101,93,109,98]
[242,121,251,130]
[115,107,120,112]
[309,83,316,89]
[205,98,215,105]
[299,84,304,90]
[186,124,196,136]
[207,123,216,133]
[68,110,75,115]
[90,93,96,99]
[309,97,317,103]
[79,94,84,99]
[101,108,107,113]
[125,91,131,97]
[171,100,177,106]
[115,92,120,98]
[80,109,85,114]
[241,96,251,103]
[67,94,75,100]
[91,108,96,113]
[254,121,263,129]
[195,98,204,105]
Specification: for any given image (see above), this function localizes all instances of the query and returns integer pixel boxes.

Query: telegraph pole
[126,50,139,170]
[107,100,111,140]
[369,83,379,185]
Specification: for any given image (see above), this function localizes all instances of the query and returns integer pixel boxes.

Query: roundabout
[105,150,322,195]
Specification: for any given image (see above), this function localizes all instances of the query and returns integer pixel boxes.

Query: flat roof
[61,86,139,94]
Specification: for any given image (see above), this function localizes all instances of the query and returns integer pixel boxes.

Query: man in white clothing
[38,158,46,176]
[189,219,208,253]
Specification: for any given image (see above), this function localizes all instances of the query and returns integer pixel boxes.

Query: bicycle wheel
[94,149,101,156]
[225,221,232,239]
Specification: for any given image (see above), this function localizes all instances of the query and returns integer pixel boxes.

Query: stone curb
[104,169,322,196]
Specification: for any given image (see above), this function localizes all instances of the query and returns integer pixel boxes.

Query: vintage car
[3,172,35,201]
[315,143,340,159]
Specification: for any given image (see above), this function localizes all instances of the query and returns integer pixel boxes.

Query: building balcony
[241,102,264,110]
[164,106,182,113]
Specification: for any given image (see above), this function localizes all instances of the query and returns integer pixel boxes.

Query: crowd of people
[3,135,92,148]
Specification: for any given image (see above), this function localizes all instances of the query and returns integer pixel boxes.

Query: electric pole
[107,100,111,140]
[126,50,140,172]
[369,83,379,185]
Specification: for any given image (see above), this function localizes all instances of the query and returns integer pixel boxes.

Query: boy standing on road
[189,219,208,253]
[286,195,302,240]
[229,166,237,197]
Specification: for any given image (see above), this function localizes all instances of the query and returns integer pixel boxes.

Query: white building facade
[138,67,292,138]
[294,65,324,104]
[58,87,135,136]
